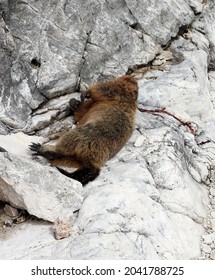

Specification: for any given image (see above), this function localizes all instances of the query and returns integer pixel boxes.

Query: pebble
[53,218,71,240]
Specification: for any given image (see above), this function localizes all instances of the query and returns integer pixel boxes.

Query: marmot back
[30,75,138,185]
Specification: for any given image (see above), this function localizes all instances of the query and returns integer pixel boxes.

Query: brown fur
[30,75,138,185]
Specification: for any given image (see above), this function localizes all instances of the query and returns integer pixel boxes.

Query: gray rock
[125,0,194,45]
[24,92,79,135]
[27,110,59,131]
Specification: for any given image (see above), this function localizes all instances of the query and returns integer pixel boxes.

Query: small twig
[138,107,196,135]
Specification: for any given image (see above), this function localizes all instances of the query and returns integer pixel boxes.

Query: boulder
[0,133,83,222]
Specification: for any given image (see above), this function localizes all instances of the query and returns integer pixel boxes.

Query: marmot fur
[30,75,138,185]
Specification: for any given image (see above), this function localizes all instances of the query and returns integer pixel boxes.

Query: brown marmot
[30,75,138,185]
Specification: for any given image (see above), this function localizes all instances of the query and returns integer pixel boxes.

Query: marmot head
[85,75,138,104]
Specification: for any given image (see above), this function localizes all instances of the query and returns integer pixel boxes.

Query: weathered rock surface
[1,0,215,260]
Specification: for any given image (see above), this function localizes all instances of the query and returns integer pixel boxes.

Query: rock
[24,92,79,135]
[0,0,199,129]
[36,117,74,139]
[69,181,204,259]
[0,132,43,157]
[27,110,59,131]
[4,204,18,218]
[0,152,83,222]
[53,218,71,240]
[0,133,83,222]
[125,0,194,45]
[0,0,158,129]
[78,2,161,87]
[138,49,214,124]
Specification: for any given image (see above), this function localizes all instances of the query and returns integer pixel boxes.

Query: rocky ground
[1,0,215,259]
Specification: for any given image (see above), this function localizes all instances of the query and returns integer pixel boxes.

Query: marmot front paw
[29,142,42,155]
[69,98,82,111]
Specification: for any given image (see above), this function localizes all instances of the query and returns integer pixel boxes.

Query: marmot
[30,75,138,185]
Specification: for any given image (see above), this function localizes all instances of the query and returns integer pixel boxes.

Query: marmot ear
[119,75,136,83]
[116,75,137,88]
